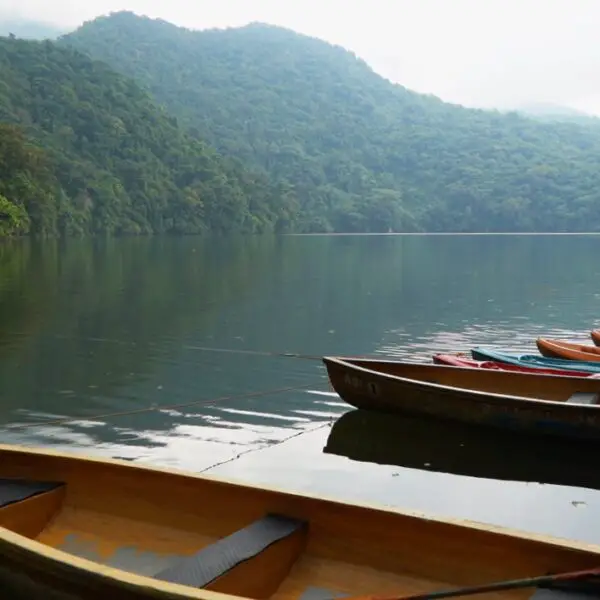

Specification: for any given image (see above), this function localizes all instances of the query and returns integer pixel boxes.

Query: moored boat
[5,443,600,599]
[471,348,600,374]
[537,338,600,363]
[432,353,592,377]
[322,356,600,440]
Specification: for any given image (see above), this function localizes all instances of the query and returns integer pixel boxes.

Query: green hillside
[514,103,600,126]
[0,36,294,236]
[61,11,600,233]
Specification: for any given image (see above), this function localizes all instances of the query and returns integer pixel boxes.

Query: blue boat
[471,347,600,374]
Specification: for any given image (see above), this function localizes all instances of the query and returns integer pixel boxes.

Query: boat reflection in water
[324,409,600,490]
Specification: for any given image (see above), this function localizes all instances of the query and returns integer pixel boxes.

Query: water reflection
[1,388,342,473]
[324,409,600,491]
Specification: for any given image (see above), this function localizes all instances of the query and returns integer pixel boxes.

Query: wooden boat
[432,353,592,377]
[322,356,600,440]
[324,409,600,490]
[6,446,600,600]
[537,338,600,363]
[471,348,600,374]
[591,329,600,346]
[5,446,600,600]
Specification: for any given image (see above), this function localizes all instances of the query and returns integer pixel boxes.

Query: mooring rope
[4,381,330,430]
[3,331,377,362]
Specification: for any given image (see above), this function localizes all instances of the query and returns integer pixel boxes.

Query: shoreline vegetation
[2,11,600,237]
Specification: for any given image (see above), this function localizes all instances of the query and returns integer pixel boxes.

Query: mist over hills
[0,17,65,39]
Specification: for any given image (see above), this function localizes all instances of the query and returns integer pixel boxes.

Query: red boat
[432,353,594,377]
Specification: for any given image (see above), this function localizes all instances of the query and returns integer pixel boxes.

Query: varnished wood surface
[0,486,65,539]
[1,443,600,599]
[537,338,600,362]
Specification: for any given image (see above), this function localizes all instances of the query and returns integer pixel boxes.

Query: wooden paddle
[343,565,600,600]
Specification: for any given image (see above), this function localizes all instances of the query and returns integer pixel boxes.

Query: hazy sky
[2,0,600,114]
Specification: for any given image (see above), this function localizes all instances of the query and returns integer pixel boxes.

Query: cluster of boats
[435,329,600,376]
[322,329,600,442]
[5,329,600,598]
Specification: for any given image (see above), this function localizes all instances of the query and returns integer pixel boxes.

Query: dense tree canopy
[61,11,600,233]
[0,36,295,236]
[3,12,600,237]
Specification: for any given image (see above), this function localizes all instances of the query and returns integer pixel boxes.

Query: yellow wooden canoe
[3,444,600,600]
[537,339,600,362]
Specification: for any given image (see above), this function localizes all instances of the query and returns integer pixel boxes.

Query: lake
[1,233,600,545]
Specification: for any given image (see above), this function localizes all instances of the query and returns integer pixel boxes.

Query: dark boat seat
[155,513,308,589]
[566,392,599,405]
[533,577,600,600]
[0,478,64,509]
[299,587,349,600]
[533,590,598,600]
[297,581,600,600]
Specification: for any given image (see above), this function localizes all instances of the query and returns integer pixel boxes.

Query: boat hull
[537,338,600,362]
[323,357,600,440]
[4,443,600,600]
[591,329,600,346]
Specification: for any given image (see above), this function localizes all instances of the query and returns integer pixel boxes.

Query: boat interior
[1,445,600,599]
[331,358,600,404]
[541,340,600,356]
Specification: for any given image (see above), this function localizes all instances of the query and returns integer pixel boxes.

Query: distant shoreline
[283,231,600,236]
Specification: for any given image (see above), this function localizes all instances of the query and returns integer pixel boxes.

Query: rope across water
[4,381,330,430]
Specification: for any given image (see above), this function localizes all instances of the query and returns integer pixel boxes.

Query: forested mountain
[61,11,600,232]
[0,36,294,236]
[3,11,600,236]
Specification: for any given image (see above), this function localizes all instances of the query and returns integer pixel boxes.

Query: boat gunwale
[322,356,600,410]
[2,442,600,599]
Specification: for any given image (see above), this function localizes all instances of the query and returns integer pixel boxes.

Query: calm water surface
[2,234,600,545]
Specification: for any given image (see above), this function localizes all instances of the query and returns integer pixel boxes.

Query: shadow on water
[324,409,600,491]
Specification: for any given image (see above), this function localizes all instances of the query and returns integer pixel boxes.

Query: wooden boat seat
[154,513,308,590]
[0,478,64,508]
[566,392,599,405]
